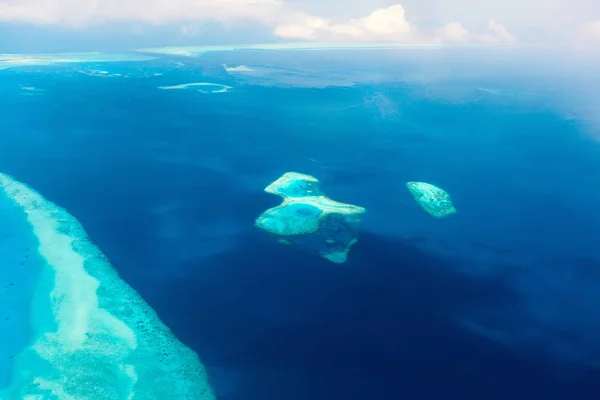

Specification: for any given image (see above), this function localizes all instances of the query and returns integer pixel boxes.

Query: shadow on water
[143,231,600,400]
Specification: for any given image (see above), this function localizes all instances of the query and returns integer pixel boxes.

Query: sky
[0,0,599,53]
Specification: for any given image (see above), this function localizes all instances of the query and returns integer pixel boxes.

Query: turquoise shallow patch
[0,190,44,390]
[0,53,154,70]
[264,173,324,198]
[406,181,457,218]
[0,173,215,400]
[256,203,322,236]
[158,82,232,93]
[255,172,365,263]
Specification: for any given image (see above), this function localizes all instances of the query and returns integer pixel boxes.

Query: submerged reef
[158,82,232,93]
[222,64,254,72]
[0,53,154,70]
[138,43,420,58]
[255,172,365,263]
[0,173,215,400]
[406,181,457,218]
[478,87,537,97]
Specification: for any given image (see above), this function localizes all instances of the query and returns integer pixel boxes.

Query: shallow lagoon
[0,173,214,399]
[0,189,42,388]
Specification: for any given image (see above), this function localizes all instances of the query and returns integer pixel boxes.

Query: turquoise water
[1,48,600,398]
[0,174,214,399]
[0,190,43,387]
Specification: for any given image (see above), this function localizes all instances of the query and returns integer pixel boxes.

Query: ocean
[1,47,600,399]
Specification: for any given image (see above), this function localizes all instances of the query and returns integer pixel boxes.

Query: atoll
[406,181,456,218]
[0,173,215,400]
[255,172,365,263]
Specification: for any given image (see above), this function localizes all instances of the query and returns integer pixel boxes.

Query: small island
[158,82,232,93]
[222,64,254,72]
[406,181,456,218]
[255,172,365,263]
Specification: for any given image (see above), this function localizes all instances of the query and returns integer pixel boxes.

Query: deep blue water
[1,49,600,398]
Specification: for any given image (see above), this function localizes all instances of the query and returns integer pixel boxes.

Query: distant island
[158,82,232,93]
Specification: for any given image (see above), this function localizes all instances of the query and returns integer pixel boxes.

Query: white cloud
[435,20,518,45]
[479,19,517,43]
[437,22,470,43]
[0,0,598,47]
[588,19,600,36]
[274,5,417,42]
[570,20,600,51]
[273,15,329,40]
[580,20,600,42]
[0,0,520,47]
[0,0,284,26]
[435,19,517,45]
[275,7,517,46]
[179,23,200,38]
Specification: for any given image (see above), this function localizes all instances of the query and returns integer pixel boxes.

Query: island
[406,181,457,218]
[158,82,232,93]
[255,172,365,263]
[222,64,254,72]
[0,173,215,400]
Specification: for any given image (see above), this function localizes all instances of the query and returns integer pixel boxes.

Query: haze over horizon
[1,0,599,53]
